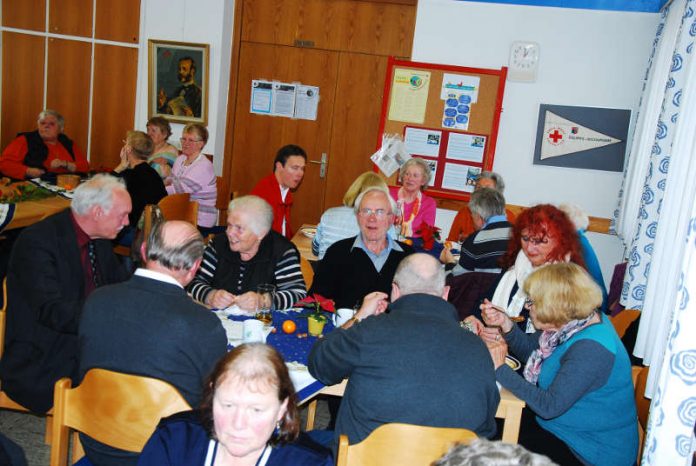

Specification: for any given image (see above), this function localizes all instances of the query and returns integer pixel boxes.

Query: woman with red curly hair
[467,204,584,342]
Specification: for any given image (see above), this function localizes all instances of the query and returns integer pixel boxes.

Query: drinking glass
[255,284,275,325]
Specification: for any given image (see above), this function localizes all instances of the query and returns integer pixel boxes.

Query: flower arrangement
[294,294,336,323]
[416,222,441,251]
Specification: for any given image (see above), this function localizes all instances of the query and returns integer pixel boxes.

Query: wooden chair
[158,193,198,225]
[50,368,191,466]
[632,365,650,461]
[610,309,641,338]
[336,423,477,466]
[300,255,315,289]
[0,277,54,444]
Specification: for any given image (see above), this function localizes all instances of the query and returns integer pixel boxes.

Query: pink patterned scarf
[523,312,597,383]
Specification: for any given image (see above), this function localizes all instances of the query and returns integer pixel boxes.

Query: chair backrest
[50,368,191,466]
[300,256,314,289]
[610,309,641,338]
[0,277,7,360]
[633,365,650,430]
[336,423,477,466]
[158,193,198,225]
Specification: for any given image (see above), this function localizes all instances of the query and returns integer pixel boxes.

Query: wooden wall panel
[324,53,388,208]
[242,0,415,56]
[46,38,91,155]
[95,0,140,43]
[49,0,92,37]
[2,0,46,31]
[90,44,138,170]
[1,32,46,151]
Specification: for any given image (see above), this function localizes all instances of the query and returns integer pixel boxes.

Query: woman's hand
[486,339,508,369]
[160,163,172,179]
[235,291,259,313]
[356,292,389,321]
[480,299,514,334]
[206,289,236,309]
[440,247,455,265]
[114,146,130,173]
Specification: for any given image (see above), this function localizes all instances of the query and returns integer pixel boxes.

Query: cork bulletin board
[377,57,508,201]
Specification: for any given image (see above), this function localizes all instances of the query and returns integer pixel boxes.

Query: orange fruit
[282,320,297,334]
[403,238,413,246]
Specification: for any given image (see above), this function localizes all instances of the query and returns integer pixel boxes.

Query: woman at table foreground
[188,195,306,311]
[389,157,436,238]
[146,116,179,179]
[138,344,333,466]
[312,171,391,259]
[466,204,584,338]
[485,263,638,466]
[165,123,217,229]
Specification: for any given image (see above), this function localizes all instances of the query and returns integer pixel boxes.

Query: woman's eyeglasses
[520,235,549,246]
[180,137,202,144]
[524,297,534,308]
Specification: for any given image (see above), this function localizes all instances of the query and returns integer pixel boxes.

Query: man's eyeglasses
[180,137,202,144]
[520,235,549,246]
[358,208,390,218]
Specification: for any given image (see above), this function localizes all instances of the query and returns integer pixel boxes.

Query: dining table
[216,307,526,444]
[0,180,72,231]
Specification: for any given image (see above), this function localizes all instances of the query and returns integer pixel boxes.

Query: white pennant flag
[541,110,621,160]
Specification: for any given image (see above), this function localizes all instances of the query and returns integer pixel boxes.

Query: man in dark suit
[0,174,131,414]
[78,220,227,466]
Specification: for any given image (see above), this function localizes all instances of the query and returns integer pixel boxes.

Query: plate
[505,355,521,371]
[301,227,317,239]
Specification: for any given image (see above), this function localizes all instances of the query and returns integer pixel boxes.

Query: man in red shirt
[0,109,89,179]
[251,144,306,238]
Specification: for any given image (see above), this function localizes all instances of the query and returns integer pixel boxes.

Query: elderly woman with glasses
[165,123,217,229]
[483,263,638,465]
[465,204,584,340]
[138,344,333,466]
[188,195,306,311]
[389,158,436,238]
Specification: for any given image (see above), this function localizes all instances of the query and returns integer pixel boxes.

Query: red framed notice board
[377,57,508,201]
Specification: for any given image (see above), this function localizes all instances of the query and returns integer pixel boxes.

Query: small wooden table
[304,381,525,443]
[4,196,70,230]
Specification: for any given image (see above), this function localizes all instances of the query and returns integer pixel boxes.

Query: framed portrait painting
[148,40,209,124]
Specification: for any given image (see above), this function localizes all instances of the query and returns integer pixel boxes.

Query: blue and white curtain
[613,0,696,463]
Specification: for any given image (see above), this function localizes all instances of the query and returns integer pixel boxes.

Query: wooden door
[229,42,339,228]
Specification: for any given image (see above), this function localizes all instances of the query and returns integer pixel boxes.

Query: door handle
[308,153,328,179]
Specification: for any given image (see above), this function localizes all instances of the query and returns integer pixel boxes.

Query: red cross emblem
[546,128,564,145]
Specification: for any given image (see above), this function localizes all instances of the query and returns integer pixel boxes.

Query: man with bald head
[309,253,499,446]
[78,220,227,466]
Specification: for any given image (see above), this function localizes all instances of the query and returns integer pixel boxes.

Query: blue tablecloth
[225,310,335,401]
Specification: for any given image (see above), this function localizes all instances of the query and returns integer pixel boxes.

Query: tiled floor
[0,398,331,466]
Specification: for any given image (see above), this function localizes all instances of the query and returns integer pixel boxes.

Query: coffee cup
[243,319,266,343]
[333,308,355,327]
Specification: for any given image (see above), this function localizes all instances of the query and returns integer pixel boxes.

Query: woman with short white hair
[188,195,306,311]
[389,158,436,238]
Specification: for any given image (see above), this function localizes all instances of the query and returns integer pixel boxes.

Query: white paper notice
[295,85,320,120]
[441,163,482,193]
[250,80,273,114]
[446,133,486,163]
[271,82,296,117]
[404,128,442,157]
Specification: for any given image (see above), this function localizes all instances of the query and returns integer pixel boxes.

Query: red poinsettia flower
[294,293,336,323]
[416,222,441,250]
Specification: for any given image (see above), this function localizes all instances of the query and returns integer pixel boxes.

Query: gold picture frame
[148,39,210,125]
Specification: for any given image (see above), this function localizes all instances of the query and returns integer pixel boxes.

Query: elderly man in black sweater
[309,253,500,446]
[309,187,413,309]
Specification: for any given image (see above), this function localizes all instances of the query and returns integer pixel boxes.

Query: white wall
[135,0,233,175]
[414,0,660,285]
